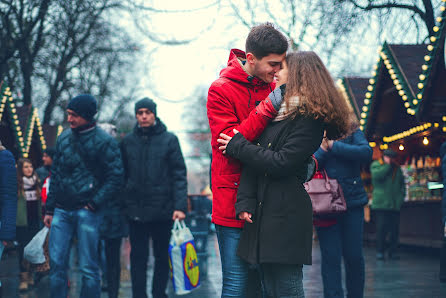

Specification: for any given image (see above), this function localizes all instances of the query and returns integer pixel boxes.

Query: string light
[399,144,405,151]
[423,137,429,145]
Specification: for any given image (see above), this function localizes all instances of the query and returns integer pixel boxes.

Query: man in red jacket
[207,23,288,297]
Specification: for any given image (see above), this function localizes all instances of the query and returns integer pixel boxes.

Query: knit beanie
[67,94,97,122]
[135,97,157,116]
[44,147,56,159]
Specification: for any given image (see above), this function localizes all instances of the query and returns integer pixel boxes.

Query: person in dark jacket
[314,126,372,298]
[218,51,353,298]
[97,123,128,298]
[35,147,55,185]
[370,149,405,261]
[121,98,187,298]
[0,141,17,292]
[207,23,288,298]
[43,94,124,298]
[440,141,446,282]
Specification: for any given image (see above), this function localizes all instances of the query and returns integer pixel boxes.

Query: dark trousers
[261,263,304,298]
[129,220,172,298]
[440,236,446,281]
[316,207,365,298]
[16,221,40,272]
[374,210,400,256]
[104,238,122,298]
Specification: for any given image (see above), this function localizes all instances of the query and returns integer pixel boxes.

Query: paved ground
[1,233,446,297]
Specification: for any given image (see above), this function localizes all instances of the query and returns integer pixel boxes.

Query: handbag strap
[320,169,332,191]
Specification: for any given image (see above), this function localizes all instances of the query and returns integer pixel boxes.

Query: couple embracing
[207,23,355,298]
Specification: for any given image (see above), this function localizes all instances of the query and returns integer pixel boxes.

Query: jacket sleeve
[120,140,128,186]
[45,137,63,215]
[370,161,391,181]
[235,166,258,218]
[226,117,324,177]
[167,135,188,213]
[0,151,17,241]
[207,86,274,143]
[314,147,330,170]
[89,138,124,209]
[397,168,406,209]
[330,129,372,163]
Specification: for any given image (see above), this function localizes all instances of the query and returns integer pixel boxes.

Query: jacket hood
[219,49,270,87]
[134,117,167,136]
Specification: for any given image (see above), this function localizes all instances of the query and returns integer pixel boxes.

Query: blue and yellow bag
[168,219,200,295]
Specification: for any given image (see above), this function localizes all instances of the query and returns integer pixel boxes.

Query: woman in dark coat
[218,51,353,298]
[314,125,372,298]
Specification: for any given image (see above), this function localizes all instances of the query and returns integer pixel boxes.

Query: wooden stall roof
[340,77,369,119]
[416,7,446,123]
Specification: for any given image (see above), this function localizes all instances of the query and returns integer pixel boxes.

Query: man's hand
[217,129,239,154]
[172,210,186,221]
[238,212,253,224]
[44,215,53,228]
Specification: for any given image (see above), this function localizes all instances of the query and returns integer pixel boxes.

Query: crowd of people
[0,21,443,298]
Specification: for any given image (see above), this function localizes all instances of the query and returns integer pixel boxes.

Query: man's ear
[246,52,256,65]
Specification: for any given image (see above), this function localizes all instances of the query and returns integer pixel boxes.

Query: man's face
[249,52,286,83]
[67,109,89,129]
[136,108,155,127]
[42,153,53,166]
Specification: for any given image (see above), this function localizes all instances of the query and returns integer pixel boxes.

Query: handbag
[304,169,346,216]
[168,219,201,295]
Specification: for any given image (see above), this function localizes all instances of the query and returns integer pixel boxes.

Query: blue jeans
[316,207,365,298]
[261,263,304,298]
[0,239,4,287]
[215,225,249,298]
[49,208,102,298]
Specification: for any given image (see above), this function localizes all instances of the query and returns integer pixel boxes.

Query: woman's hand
[320,138,334,152]
[217,129,239,154]
[238,211,253,224]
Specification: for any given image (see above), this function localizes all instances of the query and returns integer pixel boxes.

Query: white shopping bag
[168,219,200,295]
[23,226,49,264]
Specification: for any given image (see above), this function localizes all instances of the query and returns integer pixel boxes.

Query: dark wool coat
[226,115,324,265]
[314,129,372,209]
[441,142,446,225]
[120,120,187,222]
[45,126,124,214]
[0,149,17,240]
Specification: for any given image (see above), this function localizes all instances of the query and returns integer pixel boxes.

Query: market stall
[349,5,446,248]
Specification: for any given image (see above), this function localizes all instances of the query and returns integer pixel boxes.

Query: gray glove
[268,84,286,111]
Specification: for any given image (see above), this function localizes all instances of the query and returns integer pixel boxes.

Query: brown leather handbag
[304,170,346,216]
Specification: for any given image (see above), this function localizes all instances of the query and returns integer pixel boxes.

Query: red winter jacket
[207,49,278,228]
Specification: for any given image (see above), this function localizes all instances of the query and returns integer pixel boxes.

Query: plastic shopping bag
[168,219,200,295]
[24,226,49,264]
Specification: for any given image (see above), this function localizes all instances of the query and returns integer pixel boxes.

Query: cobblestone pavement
[1,233,445,297]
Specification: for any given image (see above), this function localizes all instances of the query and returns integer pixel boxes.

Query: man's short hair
[246,23,288,59]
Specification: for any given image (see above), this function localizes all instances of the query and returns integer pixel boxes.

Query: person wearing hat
[43,94,124,298]
[36,147,56,186]
[370,148,406,260]
[120,97,187,298]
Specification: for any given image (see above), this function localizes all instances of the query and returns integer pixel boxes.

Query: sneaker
[376,253,385,260]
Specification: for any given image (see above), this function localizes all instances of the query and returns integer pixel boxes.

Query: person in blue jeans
[314,126,372,298]
[0,141,18,294]
[43,94,123,298]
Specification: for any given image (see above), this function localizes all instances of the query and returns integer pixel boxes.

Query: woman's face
[22,162,33,177]
[275,60,288,86]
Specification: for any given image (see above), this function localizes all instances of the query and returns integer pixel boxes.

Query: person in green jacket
[370,149,406,260]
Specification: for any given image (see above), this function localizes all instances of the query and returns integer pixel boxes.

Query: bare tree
[339,0,437,38]
[228,0,363,67]
[0,0,52,105]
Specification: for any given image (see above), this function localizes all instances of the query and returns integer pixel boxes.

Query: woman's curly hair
[284,51,355,140]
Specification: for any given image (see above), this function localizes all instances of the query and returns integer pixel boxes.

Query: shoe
[388,254,400,260]
[19,272,29,291]
[25,272,34,286]
[376,253,385,260]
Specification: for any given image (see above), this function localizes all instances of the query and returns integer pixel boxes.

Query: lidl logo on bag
[183,242,200,287]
